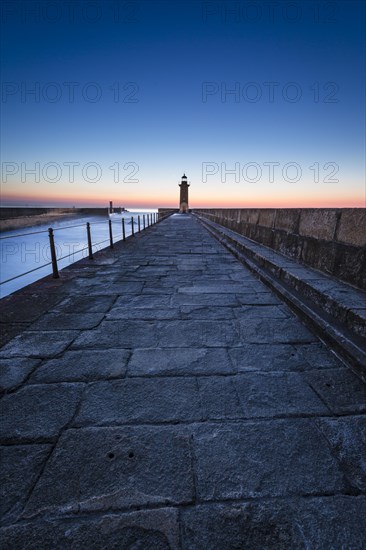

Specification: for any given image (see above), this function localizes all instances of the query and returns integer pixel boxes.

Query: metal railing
[0,212,160,287]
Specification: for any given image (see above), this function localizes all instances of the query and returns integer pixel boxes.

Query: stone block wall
[158,208,179,219]
[193,209,366,290]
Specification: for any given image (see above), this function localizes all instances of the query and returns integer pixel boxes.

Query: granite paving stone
[50,295,116,313]
[200,372,329,420]
[230,271,264,281]
[105,307,180,320]
[128,348,234,377]
[28,312,105,331]
[0,292,64,323]
[237,318,316,344]
[148,257,176,265]
[0,323,30,349]
[293,342,345,369]
[180,497,366,549]
[0,383,84,442]
[0,444,52,521]
[0,331,79,358]
[190,274,237,281]
[179,305,235,319]
[66,280,144,295]
[0,213,364,546]
[178,283,260,294]
[170,293,240,307]
[24,426,194,516]
[29,349,130,383]
[229,344,312,372]
[73,378,202,426]
[0,358,40,392]
[316,416,366,491]
[113,294,171,308]
[138,276,189,285]
[235,293,281,305]
[142,285,178,295]
[181,501,301,549]
[79,282,145,296]
[135,266,179,275]
[302,367,366,414]
[0,508,179,549]
[239,283,277,294]
[108,272,147,282]
[80,256,118,266]
[18,278,79,294]
[71,321,158,348]
[192,419,347,500]
[156,320,239,347]
[198,377,243,419]
[233,305,291,320]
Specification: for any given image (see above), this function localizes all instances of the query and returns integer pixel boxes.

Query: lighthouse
[179,173,190,213]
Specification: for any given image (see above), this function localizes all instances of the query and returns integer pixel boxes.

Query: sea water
[0,210,157,298]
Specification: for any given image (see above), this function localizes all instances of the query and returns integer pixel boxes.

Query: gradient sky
[1,0,365,208]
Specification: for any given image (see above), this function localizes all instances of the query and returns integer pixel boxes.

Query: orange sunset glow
[1,179,365,209]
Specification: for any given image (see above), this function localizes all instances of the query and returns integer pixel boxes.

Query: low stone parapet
[193,208,366,291]
[195,214,366,378]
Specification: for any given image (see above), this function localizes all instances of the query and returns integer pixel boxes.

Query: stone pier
[1,214,365,548]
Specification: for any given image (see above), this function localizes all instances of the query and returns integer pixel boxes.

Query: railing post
[131,216,135,236]
[143,214,146,230]
[138,215,141,233]
[150,214,153,226]
[109,219,114,248]
[122,218,126,241]
[48,227,59,278]
[86,222,93,259]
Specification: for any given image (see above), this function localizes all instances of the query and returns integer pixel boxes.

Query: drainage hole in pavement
[128,451,135,459]
[107,452,115,460]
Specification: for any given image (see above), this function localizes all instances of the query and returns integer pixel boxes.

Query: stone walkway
[1,214,365,548]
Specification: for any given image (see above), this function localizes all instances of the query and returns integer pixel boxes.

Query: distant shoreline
[0,207,108,232]
[0,212,86,232]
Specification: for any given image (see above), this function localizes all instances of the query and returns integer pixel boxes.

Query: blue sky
[1,0,365,207]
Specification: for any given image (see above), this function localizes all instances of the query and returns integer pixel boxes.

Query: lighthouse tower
[179,173,190,213]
